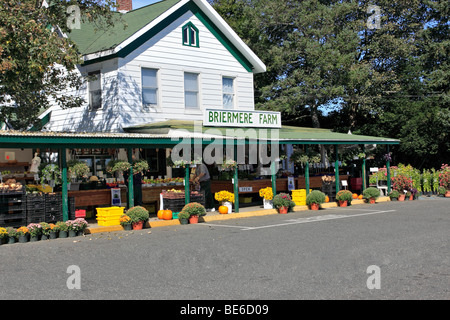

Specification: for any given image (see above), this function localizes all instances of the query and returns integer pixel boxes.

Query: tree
[0,0,122,130]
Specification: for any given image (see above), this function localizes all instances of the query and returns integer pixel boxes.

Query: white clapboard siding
[46,9,255,133]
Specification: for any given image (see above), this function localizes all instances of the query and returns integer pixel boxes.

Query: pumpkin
[157,210,165,220]
[358,194,363,200]
[325,196,329,203]
[218,206,229,214]
[352,193,358,199]
[162,210,173,220]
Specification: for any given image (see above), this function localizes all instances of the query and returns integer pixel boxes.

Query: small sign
[341,180,348,186]
[111,188,121,206]
[239,186,253,192]
[370,167,379,172]
[287,176,295,191]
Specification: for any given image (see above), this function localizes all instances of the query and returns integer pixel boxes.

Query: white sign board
[288,176,295,191]
[204,109,282,128]
[239,186,253,192]
[111,188,121,206]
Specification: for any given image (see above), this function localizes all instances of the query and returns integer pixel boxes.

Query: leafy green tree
[0,0,122,130]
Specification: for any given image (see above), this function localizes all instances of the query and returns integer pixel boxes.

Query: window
[184,72,199,109]
[142,68,158,109]
[88,71,101,110]
[222,77,235,109]
[182,22,199,47]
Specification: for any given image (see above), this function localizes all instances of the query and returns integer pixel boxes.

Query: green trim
[82,2,255,72]
[28,111,52,132]
[182,21,199,48]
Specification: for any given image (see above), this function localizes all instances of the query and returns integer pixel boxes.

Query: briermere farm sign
[203,109,281,128]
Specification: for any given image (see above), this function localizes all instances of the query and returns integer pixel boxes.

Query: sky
[133,0,162,10]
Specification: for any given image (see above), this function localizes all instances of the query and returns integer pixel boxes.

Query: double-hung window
[184,72,199,109]
[142,68,158,109]
[88,71,102,110]
[222,77,235,109]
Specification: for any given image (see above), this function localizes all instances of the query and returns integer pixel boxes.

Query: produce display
[0,179,24,193]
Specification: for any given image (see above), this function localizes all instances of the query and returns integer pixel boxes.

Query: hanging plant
[109,161,131,173]
[40,164,61,185]
[133,160,149,173]
[68,162,90,179]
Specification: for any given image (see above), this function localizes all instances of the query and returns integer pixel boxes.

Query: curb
[85,196,391,234]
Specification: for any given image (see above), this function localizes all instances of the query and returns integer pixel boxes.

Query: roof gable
[69,0,265,73]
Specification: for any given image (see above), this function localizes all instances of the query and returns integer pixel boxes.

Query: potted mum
[273,193,295,214]
[120,214,132,230]
[180,202,206,224]
[335,190,353,207]
[259,187,274,209]
[306,190,326,210]
[178,211,190,225]
[40,222,51,240]
[16,226,30,243]
[388,190,399,201]
[27,223,42,241]
[6,227,17,244]
[49,223,59,239]
[363,187,381,204]
[0,227,7,245]
[56,221,69,238]
[71,218,88,236]
[214,190,234,213]
[127,206,149,230]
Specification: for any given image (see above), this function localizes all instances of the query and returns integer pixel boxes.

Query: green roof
[69,0,181,55]
[123,120,400,145]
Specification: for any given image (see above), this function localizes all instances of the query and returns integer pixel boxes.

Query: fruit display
[0,179,24,193]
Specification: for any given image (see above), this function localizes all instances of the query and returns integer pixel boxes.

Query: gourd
[162,210,173,220]
[218,206,229,214]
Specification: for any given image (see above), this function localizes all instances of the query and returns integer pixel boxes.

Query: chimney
[117,0,132,13]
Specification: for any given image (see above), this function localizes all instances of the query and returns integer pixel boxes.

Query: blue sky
[132,0,161,10]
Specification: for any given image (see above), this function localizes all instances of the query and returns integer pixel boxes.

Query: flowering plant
[68,162,90,179]
[383,152,392,162]
[49,223,59,232]
[214,190,235,203]
[180,202,206,217]
[27,223,42,237]
[220,159,237,171]
[40,222,51,236]
[273,193,295,209]
[56,221,68,232]
[108,161,131,173]
[40,163,61,184]
[439,164,450,190]
[133,160,149,173]
[391,174,413,192]
[321,175,335,183]
[16,226,29,236]
[6,227,17,238]
[120,215,132,226]
[259,187,273,200]
[336,190,353,202]
[68,218,88,231]
[0,227,7,239]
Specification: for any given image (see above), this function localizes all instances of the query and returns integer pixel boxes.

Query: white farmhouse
[43,0,266,133]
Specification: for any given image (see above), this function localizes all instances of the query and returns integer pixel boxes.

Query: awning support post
[233,143,239,213]
[386,145,391,194]
[127,148,134,208]
[335,145,340,192]
[305,145,310,195]
[61,148,69,221]
[362,145,366,191]
[185,166,190,205]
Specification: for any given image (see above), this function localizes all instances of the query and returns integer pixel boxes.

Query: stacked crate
[321,182,336,201]
[26,193,46,224]
[0,191,27,227]
[96,207,125,226]
[291,189,311,206]
[45,193,62,222]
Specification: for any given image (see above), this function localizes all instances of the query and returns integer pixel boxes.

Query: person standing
[192,162,215,212]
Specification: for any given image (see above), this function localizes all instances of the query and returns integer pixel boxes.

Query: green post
[271,158,277,196]
[305,145,310,195]
[386,145,391,194]
[60,148,69,221]
[185,166,190,205]
[127,148,134,208]
[362,145,366,191]
[335,145,340,193]
[233,142,239,213]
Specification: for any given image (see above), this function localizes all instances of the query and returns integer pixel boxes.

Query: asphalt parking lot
[1,197,449,301]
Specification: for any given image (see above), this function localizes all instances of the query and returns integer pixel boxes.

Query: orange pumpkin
[218,206,229,214]
[325,196,330,203]
[358,194,363,200]
[352,193,358,199]
[162,210,173,220]
[157,210,165,220]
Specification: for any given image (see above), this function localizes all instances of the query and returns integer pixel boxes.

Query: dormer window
[182,22,199,47]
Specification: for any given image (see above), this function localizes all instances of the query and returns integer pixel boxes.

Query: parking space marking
[203,209,396,231]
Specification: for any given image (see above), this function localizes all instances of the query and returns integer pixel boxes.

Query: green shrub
[306,190,326,205]
[388,190,399,199]
[178,211,190,220]
[363,187,381,199]
[180,202,206,217]
[335,190,353,202]
[126,206,149,223]
[273,193,296,209]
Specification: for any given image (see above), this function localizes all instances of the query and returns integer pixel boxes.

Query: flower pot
[222,201,233,213]
[49,231,58,239]
[390,197,398,201]
[189,215,199,224]
[69,230,77,237]
[263,199,273,209]
[30,236,40,242]
[445,191,450,198]
[179,218,189,225]
[41,234,49,240]
[123,224,132,231]
[409,195,414,201]
[369,198,376,204]
[278,206,288,214]
[398,194,405,201]
[18,235,29,243]
[77,230,84,236]
[59,231,68,238]
[8,237,16,244]
[338,200,348,207]
[132,221,144,230]
[310,203,320,211]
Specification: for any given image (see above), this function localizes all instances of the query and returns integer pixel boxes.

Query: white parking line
[203,209,396,231]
